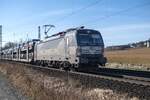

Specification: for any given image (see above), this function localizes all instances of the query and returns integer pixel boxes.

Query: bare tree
[2,42,18,50]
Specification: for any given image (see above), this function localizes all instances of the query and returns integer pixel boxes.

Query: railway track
[1,60,150,99]
[34,66,150,86]
[84,67,150,86]
[1,60,150,86]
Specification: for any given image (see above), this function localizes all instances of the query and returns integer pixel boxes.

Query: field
[105,48,150,70]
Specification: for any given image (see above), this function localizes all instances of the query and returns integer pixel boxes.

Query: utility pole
[0,25,2,59]
[43,24,55,38]
[26,33,29,42]
[13,33,15,43]
[147,39,150,48]
[38,26,41,40]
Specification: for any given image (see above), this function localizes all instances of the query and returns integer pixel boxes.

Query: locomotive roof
[41,26,100,42]
[48,26,99,38]
[47,26,85,37]
[65,26,85,32]
[65,28,100,34]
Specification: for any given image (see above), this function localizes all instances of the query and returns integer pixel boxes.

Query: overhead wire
[82,1,150,26]
[54,0,103,25]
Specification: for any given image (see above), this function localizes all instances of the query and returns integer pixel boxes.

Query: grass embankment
[106,48,150,65]
[105,48,150,71]
[0,62,138,100]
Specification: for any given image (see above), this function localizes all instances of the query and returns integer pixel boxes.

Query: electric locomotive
[35,26,107,71]
[1,26,107,71]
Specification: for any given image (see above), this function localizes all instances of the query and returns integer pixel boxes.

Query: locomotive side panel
[64,31,78,64]
[36,37,66,61]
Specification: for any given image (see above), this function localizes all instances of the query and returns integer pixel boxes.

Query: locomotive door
[65,37,70,60]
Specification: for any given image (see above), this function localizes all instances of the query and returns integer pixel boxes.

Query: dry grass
[105,48,150,65]
[0,62,139,100]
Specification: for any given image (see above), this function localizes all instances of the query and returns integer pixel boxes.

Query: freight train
[0,27,107,71]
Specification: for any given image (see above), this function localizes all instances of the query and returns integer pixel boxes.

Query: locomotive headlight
[101,47,104,54]
[98,47,104,54]
[76,47,81,56]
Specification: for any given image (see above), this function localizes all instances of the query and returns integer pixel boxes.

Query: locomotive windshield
[77,30,104,46]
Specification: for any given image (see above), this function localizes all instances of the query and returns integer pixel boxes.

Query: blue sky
[0,0,150,46]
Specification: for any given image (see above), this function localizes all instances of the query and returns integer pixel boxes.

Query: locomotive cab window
[77,30,104,46]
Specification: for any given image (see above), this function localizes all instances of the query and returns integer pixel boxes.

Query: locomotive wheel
[70,67,75,72]
[63,62,70,71]
[60,67,64,70]
[70,64,78,72]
